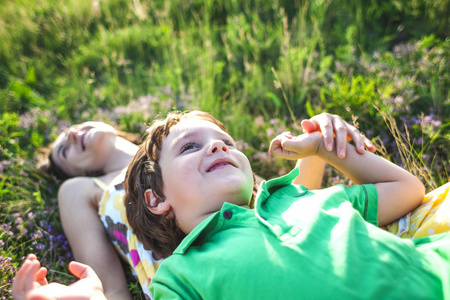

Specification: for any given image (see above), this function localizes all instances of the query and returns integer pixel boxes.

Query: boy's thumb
[68,261,99,280]
[301,119,318,133]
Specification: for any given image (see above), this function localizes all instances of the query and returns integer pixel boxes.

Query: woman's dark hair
[43,152,71,181]
[42,149,104,181]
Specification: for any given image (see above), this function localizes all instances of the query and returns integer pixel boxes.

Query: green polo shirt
[150,168,449,299]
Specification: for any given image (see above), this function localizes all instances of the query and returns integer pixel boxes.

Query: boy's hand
[12,254,106,300]
[269,131,322,160]
[301,113,376,158]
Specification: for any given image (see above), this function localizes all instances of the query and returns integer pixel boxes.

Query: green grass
[1,0,448,298]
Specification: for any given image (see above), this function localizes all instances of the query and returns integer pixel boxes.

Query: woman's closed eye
[62,146,68,158]
[59,145,68,159]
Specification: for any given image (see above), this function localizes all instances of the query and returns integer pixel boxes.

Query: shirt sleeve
[343,184,379,226]
[150,261,202,300]
[150,281,186,300]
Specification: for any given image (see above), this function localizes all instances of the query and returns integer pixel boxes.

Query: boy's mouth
[206,158,237,172]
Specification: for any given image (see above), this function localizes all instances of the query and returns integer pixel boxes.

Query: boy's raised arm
[317,140,424,225]
[270,132,425,226]
[292,113,376,189]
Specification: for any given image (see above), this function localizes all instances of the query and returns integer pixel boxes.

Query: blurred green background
[1,0,448,298]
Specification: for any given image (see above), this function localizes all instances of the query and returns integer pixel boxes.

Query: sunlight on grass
[0,0,448,298]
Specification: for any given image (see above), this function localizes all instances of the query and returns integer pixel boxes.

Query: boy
[123,111,450,299]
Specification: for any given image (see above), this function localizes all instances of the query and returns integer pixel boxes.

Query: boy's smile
[206,157,237,172]
[155,119,254,234]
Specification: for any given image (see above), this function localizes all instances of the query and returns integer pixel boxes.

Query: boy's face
[158,119,254,233]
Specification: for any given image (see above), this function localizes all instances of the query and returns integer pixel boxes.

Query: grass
[1,0,448,298]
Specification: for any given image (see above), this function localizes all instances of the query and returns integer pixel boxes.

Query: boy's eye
[180,142,199,153]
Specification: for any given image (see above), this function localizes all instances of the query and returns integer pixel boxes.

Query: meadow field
[1,0,448,298]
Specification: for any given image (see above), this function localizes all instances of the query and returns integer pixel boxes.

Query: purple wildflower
[36,243,45,251]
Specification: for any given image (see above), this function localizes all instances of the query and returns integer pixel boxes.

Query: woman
[47,122,141,300]
[13,114,379,299]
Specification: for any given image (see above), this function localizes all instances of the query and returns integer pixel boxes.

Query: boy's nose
[209,141,228,154]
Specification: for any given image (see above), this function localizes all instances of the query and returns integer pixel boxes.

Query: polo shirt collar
[174,203,245,255]
[173,167,304,255]
[256,167,304,200]
[173,212,218,254]
[265,166,299,189]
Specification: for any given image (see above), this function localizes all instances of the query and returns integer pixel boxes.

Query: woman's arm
[58,177,132,300]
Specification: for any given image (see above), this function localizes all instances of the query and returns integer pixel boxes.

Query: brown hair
[44,152,72,181]
[125,111,257,259]
[41,151,104,181]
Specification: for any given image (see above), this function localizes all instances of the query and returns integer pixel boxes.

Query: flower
[36,243,45,251]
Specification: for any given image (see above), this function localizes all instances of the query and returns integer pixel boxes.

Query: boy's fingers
[279,139,296,152]
[270,137,295,159]
[278,131,293,139]
[308,113,334,151]
[365,138,376,152]
[346,125,376,154]
[345,125,364,154]
[332,118,348,158]
[318,120,334,152]
[269,137,281,154]
[269,133,292,154]
[300,119,318,133]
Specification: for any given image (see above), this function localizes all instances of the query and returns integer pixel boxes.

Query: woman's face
[50,122,118,177]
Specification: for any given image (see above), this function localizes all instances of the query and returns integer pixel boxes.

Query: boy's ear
[144,189,171,215]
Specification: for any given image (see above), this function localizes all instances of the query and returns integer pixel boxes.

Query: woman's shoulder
[58,169,126,196]
[58,176,99,196]
[57,176,110,205]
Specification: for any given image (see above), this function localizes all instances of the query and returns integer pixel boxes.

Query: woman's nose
[67,130,78,144]
[208,140,228,155]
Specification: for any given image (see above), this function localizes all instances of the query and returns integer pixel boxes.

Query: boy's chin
[220,197,250,208]
[220,186,253,206]
[209,174,253,203]
[215,171,252,185]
